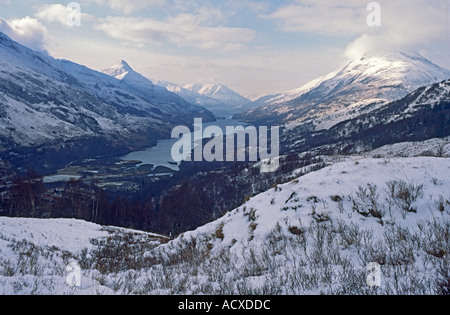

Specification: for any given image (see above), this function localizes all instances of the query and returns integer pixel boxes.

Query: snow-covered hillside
[1,148,448,295]
[238,53,450,129]
[0,218,168,294]
[369,137,450,158]
[152,155,449,293]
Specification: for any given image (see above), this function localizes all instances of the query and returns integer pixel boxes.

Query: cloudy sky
[0,0,449,98]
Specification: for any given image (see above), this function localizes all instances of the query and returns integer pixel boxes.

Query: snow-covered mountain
[156,81,251,117]
[0,32,214,172]
[100,60,203,110]
[186,82,249,107]
[281,78,450,156]
[101,60,251,117]
[237,53,450,129]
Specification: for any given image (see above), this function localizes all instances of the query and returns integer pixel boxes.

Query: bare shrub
[435,196,447,213]
[214,222,225,240]
[386,180,424,215]
[352,184,384,220]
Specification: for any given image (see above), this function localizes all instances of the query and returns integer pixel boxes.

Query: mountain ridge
[101,60,252,117]
[236,52,450,129]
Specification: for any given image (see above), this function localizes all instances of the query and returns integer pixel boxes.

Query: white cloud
[0,17,47,51]
[344,0,449,59]
[82,0,167,14]
[95,9,255,50]
[266,0,449,61]
[109,0,166,13]
[265,0,368,37]
[34,2,254,51]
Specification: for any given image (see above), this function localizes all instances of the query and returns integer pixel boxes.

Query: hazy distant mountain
[156,81,251,117]
[186,82,249,107]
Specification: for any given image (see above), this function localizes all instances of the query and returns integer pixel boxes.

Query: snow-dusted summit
[101,60,135,80]
[102,60,251,117]
[101,60,155,90]
[186,83,249,107]
[157,81,251,117]
[237,53,450,129]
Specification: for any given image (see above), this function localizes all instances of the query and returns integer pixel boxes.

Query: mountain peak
[341,52,450,89]
[100,59,157,88]
[116,60,133,71]
[184,82,249,107]
[238,51,450,128]
[101,60,135,80]
[347,52,446,71]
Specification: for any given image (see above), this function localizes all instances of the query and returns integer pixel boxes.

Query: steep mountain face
[0,32,214,172]
[156,81,250,117]
[237,53,450,129]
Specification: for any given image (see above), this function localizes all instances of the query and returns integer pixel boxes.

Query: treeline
[0,154,325,236]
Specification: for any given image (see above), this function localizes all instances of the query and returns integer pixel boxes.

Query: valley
[41,118,249,193]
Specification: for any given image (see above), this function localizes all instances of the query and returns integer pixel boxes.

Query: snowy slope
[150,155,449,294]
[0,32,213,147]
[280,78,450,156]
[238,53,450,129]
[245,70,339,109]
[0,217,168,295]
[1,151,448,294]
[175,156,450,249]
[369,137,450,158]
[0,218,116,254]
